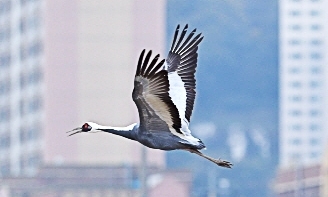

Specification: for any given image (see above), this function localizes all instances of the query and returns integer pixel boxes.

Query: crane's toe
[215,159,233,168]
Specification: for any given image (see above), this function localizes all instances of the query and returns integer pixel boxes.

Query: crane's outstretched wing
[165,24,203,131]
[132,50,182,134]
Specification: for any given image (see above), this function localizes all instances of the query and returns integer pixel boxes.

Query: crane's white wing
[165,24,203,133]
[132,50,182,134]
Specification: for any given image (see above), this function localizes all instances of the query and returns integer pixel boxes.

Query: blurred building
[273,164,322,197]
[0,0,168,180]
[279,0,328,167]
[273,146,328,197]
[43,0,166,167]
[0,0,44,176]
[1,0,193,196]
[0,164,192,197]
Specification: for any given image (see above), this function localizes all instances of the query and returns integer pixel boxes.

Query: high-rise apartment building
[279,0,328,167]
[0,0,44,176]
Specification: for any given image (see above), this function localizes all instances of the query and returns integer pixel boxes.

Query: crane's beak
[67,127,82,137]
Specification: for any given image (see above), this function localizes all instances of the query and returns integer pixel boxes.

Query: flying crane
[68,24,232,168]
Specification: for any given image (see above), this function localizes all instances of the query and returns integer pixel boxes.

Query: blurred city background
[0,0,327,196]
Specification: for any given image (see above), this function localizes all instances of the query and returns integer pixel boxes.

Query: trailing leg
[187,149,233,168]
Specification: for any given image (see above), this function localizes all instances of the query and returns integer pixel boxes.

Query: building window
[0,0,11,15]
[309,109,320,117]
[0,24,11,42]
[20,99,26,116]
[29,95,42,113]
[20,127,26,143]
[20,16,28,34]
[20,95,42,116]
[289,95,302,102]
[310,66,321,74]
[20,68,43,89]
[290,53,302,60]
[310,39,322,45]
[309,152,320,159]
[20,44,28,61]
[19,7,41,33]
[290,81,302,88]
[0,78,10,96]
[290,124,302,131]
[20,0,39,6]
[289,10,301,16]
[0,134,10,148]
[310,24,321,31]
[290,152,301,161]
[0,52,11,68]
[28,153,41,168]
[20,123,40,143]
[310,52,321,60]
[289,39,301,45]
[20,72,26,89]
[309,10,320,16]
[309,138,320,146]
[0,106,10,122]
[0,161,10,176]
[309,80,320,88]
[290,24,302,31]
[29,40,42,57]
[20,40,43,61]
[309,95,321,102]
[21,152,41,172]
[289,66,301,74]
[29,68,42,84]
[290,110,302,117]
[291,138,301,145]
[309,124,320,131]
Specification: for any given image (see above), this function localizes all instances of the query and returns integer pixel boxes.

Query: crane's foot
[214,159,233,168]
[186,149,233,168]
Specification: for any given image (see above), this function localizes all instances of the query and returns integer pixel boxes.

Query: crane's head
[67,122,101,136]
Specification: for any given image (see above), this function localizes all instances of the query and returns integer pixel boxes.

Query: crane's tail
[179,139,206,150]
[197,139,206,150]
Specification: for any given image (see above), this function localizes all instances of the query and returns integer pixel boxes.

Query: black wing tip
[171,25,204,54]
[178,24,188,29]
[136,49,165,77]
[136,50,147,76]
[155,54,160,59]
[146,50,152,57]
[183,24,188,30]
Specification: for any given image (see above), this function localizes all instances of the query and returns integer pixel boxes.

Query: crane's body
[68,25,232,168]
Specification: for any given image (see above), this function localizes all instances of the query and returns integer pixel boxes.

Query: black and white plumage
[68,25,232,168]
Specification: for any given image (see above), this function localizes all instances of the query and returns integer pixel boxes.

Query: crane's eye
[82,123,92,131]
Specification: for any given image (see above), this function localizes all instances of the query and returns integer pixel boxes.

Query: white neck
[90,122,137,131]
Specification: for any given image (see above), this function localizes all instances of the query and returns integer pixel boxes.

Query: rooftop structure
[0,164,192,197]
